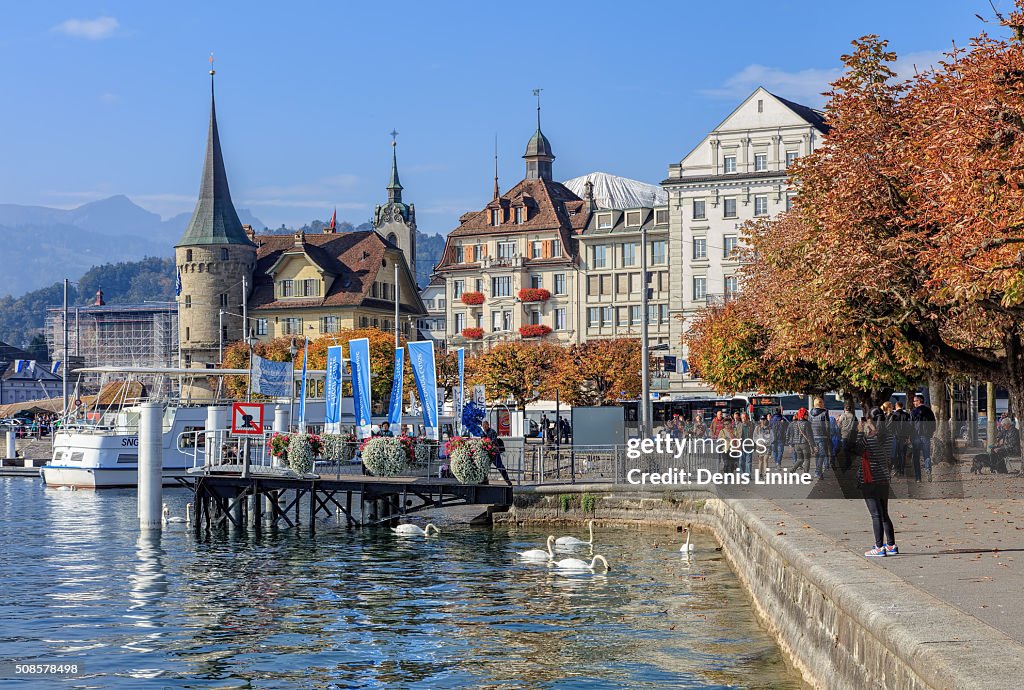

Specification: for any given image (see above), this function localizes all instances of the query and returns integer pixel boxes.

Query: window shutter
[543,241,551,259]
[467,245,475,263]
[479,244,487,257]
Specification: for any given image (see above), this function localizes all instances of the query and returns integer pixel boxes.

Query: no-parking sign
[231,402,264,436]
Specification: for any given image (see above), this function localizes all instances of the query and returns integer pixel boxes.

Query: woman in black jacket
[860,410,897,557]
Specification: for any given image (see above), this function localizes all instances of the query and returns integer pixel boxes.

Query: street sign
[231,402,264,436]
[664,355,677,372]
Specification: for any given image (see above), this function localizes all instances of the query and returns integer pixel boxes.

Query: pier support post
[138,402,163,530]
[6,431,15,460]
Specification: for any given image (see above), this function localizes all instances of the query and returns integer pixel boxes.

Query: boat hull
[40,466,192,489]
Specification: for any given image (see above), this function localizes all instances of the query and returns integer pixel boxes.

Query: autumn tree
[466,341,561,410]
[550,338,645,406]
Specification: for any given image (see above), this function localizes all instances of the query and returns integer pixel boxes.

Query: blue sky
[0,1,998,235]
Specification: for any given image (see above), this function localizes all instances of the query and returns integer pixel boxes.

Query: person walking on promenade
[737,412,754,474]
[692,414,707,439]
[889,401,912,476]
[481,420,513,486]
[710,410,727,440]
[809,397,833,479]
[860,410,897,558]
[837,402,858,473]
[770,408,788,468]
[788,408,814,474]
[910,394,937,482]
[374,422,394,437]
[717,419,737,473]
[754,416,772,476]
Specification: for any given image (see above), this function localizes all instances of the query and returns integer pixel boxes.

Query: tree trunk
[1005,332,1024,460]
[928,374,954,464]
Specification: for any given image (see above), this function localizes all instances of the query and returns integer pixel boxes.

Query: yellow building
[249,230,424,342]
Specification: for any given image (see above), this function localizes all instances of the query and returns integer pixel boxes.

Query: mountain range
[0,196,264,297]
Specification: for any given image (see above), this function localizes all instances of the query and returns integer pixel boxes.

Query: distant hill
[416,233,445,287]
[0,196,263,296]
[0,257,176,348]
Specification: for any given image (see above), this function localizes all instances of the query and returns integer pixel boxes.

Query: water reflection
[0,479,800,688]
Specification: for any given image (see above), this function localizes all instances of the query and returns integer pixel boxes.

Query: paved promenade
[770,472,1024,644]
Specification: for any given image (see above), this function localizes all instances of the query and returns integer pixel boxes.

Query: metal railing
[500,443,723,485]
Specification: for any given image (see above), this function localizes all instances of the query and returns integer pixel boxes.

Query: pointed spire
[523,89,554,181]
[387,129,403,204]
[177,60,251,247]
[493,134,500,200]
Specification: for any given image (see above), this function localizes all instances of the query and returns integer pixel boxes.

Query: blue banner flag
[14,360,27,373]
[50,361,61,375]
[324,346,343,434]
[349,338,372,438]
[175,268,182,297]
[387,347,404,427]
[457,347,465,434]
[298,338,309,431]
[251,355,291,397]
[407,341,438,440]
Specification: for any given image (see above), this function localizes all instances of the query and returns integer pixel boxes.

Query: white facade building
[662,87,827,394]
[417,276,447,348]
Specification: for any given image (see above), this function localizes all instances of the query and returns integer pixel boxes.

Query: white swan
[549,554,611,572]
[555,519,594,547]
[519,535,556,561]
[679,525,695,553]
[391,523,440,536]
[162,502,190,525]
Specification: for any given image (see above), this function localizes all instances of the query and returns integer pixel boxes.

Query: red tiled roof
[250,231,390,310]
[436,178,590,270]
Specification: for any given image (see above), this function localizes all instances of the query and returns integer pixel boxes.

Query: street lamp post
[288,339,298,432]
[640,222,651,438]
[242,331,258,479]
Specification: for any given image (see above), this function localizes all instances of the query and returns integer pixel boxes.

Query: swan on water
[555,519,594,547]
[549,554,611,572]
[680,525,695,553]
[162,502,191,525]
[519,535,556,561]
[391,523,440,536]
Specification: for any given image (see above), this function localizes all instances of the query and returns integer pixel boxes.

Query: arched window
[185,249,193,262]
[387,232,398,245]
[221,248,229,260]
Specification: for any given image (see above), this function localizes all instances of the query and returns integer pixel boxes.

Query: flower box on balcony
[460,292,485,306]
[519,324,552,338]
[518,288,551,303]
[462,327,484,339]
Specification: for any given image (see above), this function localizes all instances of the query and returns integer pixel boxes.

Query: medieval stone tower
[373,137,417,280]
[175,70,255,373]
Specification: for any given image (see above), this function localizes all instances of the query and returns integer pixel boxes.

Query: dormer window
[491,209,501,226]
[597,213,612,229]
[281,280,294,297]
[625,210,642,227]
[515,207,524,224]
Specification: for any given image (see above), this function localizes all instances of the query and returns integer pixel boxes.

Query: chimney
[95,290,105,306]
[584,180,597,211]
[243,224,256,242]
[293,230,305,248]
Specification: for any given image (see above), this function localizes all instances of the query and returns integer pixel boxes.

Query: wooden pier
[178,471,513,536]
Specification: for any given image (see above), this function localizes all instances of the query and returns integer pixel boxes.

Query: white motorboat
[43,405,212,489]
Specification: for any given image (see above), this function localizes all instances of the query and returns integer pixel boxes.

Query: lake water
[0,477,800,688]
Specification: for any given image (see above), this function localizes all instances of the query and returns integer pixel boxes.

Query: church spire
[523,88,555,181]
[176,58,250,247]
[387,129,403,204]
